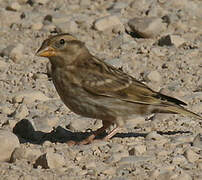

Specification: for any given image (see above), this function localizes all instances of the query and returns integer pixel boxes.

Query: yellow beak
[36,46,56,57]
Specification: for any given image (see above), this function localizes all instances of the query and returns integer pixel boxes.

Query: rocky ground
[0,0,202,179]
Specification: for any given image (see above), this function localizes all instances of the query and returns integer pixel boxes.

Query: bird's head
[36,33,88,66]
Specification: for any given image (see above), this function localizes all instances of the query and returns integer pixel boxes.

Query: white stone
[25,148,42,162]
[10,44,24,63]
[146,131,164,140]
[119,155,155,165]
[170,35,186,47]
[34,152,65,169]
[33,115,59,132]
[128,17,166,38]
[184,149,200,163]
[93,15,123,31]
[10,2,21,11]
[68,117,94,131]
[147,71,161,82]
[193,134,202,149]
[0,104,13,115]
[14,104,29,119]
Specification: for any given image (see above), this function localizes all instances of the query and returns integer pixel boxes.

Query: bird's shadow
[13,119,191,145]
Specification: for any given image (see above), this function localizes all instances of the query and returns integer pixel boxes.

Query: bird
[36,33,202,145]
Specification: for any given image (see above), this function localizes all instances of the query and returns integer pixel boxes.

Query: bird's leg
[103,117,123,140]
[67,121,112,145]
[79,120,112,145]
[103,127,121,140]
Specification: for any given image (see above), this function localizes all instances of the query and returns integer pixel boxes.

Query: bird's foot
[102,127,121,141]
[66,127,121,146]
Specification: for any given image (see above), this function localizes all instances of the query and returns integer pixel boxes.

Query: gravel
[0,0,202,179]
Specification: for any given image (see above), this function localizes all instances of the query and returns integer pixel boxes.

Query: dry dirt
[0,0,202,180]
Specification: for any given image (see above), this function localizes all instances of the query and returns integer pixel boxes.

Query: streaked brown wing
[74,57,163,105]
[75,56,186,106]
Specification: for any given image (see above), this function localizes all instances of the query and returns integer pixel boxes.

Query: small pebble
[146,70,161,82]
[93,15,123,32]
[9,44,24,63]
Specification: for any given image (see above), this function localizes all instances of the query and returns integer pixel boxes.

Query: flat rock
[193,134,202,149]
[12,90,50,104]
[10,146,26,162]
[33,115,59,132]
[68,116,94,132]
[158,34,186,47]
[0,130,20,162]
[13,104,29,119]
[119,155,155,165]
[171,135,194,144]
[128,17,166,38]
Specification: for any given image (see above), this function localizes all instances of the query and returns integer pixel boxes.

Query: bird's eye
[60,39,65,45]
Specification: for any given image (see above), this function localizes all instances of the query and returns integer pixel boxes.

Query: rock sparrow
[36,33,202,145]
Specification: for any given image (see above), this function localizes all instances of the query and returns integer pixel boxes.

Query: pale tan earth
[0,0,202,180]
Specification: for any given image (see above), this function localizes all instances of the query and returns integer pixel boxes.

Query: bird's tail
[154,104,202,120]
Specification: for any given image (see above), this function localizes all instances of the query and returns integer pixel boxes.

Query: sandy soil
[0,0,202,179]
